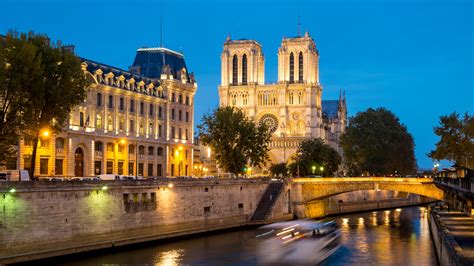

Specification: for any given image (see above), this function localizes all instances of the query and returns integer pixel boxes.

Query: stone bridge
[290,177,444,218]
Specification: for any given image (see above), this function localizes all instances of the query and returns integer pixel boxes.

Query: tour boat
[256,220,341,264]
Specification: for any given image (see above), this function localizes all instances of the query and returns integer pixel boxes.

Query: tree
[269,163,288,178]
[0,31,40,168]
[340,107,416,176]
[288,138,341,177]
[428,112,473,168]
[1,31,88,177]
[198,106,272,176]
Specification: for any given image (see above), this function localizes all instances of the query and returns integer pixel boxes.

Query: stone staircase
[250,182,284,222]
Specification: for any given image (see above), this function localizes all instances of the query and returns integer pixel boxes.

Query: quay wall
[0,179,292,264]
[429,210,464,266]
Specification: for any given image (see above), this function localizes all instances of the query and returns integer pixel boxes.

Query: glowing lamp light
[9,188,16,193]
[168,183,174,188]
[101,185,108,191]
[120,139,126,145]
[320,166,324,171]
[178,146,183,151]
[41,129,50,138]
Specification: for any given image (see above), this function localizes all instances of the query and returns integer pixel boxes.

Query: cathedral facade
[218,32,347,168]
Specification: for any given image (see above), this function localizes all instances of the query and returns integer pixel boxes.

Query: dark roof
[322,100,339,119]
[129,47,190,82]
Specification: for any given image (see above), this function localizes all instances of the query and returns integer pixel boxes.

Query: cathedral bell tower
[278,31,319,84]
[221,35,265,86]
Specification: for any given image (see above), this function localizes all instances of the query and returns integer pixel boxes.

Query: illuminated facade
[218,33,347,167]
[18,47,197,177]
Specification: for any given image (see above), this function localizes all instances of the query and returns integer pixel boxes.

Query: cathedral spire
[297,16,301,37]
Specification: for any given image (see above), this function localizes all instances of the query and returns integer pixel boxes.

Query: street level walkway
[436,210,474,264]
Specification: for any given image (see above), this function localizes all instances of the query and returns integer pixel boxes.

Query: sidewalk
[435,210,474,264]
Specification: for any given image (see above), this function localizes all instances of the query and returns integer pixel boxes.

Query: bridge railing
[292,177,435,183]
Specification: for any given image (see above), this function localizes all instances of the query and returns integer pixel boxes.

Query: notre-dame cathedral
[218,32,347,168]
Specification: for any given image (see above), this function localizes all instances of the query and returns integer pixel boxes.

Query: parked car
[0,170,31,181]
[97,174,121,181]
[45,177,65,181]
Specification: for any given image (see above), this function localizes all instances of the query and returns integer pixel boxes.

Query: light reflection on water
[58,206,437,266]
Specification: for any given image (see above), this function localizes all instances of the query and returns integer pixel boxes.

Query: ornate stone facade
[18,47,197,178]
[218,33,347,168]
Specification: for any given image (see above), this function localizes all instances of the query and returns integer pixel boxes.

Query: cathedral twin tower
[218,32,346,166]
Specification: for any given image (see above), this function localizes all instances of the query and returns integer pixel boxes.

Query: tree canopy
[340,107,416,176]
[428,112,473,168]
[0,31,88,176]
[198,106,272,176]
[288,138,341,177]
[269,163,289,178]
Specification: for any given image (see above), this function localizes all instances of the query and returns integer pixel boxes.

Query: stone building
[18,47,197,178]
[218,32,346,168]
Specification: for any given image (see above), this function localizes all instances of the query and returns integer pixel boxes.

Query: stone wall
[0,179,290,264]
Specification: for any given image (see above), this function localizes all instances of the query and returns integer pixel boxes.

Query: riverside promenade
[430,207,474,265]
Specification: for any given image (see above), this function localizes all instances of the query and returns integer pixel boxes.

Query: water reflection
[57,206,437,266]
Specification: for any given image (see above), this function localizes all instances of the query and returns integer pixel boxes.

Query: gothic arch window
[298,52,303,82]
[289,52,295,83]
[231,94,238,106]
[289,92,294,104]
[242,54,248,85]
[242,93,248,105]
[297,91,304,105]
[232,54,238,85]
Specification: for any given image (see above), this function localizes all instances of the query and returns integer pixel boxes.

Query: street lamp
[41,129,50,138]
[312,165,316,174]
[320,166,324,177]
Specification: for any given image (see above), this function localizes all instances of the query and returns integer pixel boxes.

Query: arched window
[242,54,247,84]
[56,138,65,149]
[148,146,154,156]
[289,53,294,83]
[298,52,303,82]
[139,145,145,155]
[95,141,103,152]
[232,54,238,85]
[128,144,135,154]
[157,147,164,156]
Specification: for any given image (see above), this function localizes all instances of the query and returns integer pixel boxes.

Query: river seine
[57,205,437,265]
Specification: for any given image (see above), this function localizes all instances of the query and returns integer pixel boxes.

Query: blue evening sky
[1,0,472,169]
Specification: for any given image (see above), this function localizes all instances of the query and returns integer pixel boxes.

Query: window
[148,163,153,177]
[96,93,102,107]
[171,127,175,138]
[95,161,102,175]
[157,164,163,177]
[24,138,33,146]
[242,54,247,84]
[95,141,103,152]
[149,122,153,135]
[40,158,48,175]
[107,117,113,131]
[118,144,124,153]
[158,125,162,137]
[298,52,303,82]
[179,128,182,139]
[107,142,114,152]
[149,104,154,116]
[178,94,183,104]
[130,120,135,133]
[55,138,64,149]
[157,147,163,156]
[79,112,84,127]
[118,161,124,175]
[119,118,124,132]
[106,161,113,174]
[40,140,49,148]
[128,144,135,154]
[158,106,163,118]
[185,129,189,140]
[24,156,32,173]
[186,96,190,105]
[130,100,135,113]
[289,52,294,83]
[171,109,175,120]
[55,159,63,175]
[204,206,211,214]
[138,163,144,176]
[108,95,113,108]
[172,93,176,102]
[139,145,145,155]
[151,192,156,202]
[128,162,134,175]
[142,193,147,203]
[139,122,144,135]
[96,114,102,129]
[171,164,174,176]
[123,193,130,204]
[140,102,144,115]
[179,110,182,121]
[185,112,189,122]
[119,97,124,111]
[148,146,154,156]
[232,54,238,85]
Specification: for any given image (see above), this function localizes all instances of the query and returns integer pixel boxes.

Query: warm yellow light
[194,166,198,169]
[41,129,50,138]
[178,146,183,151]
[120,139,126,145]
[207,147,211,158]
[174,150,179,157]
[168,183,174,188]
[320,166,324,171]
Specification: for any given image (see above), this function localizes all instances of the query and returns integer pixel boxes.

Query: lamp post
[312,165,316,175]
[297,152,302,178]
[320,166,324,177]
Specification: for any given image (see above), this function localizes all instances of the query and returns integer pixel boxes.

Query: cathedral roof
[322,100,340,119]
[129,47,191,82]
